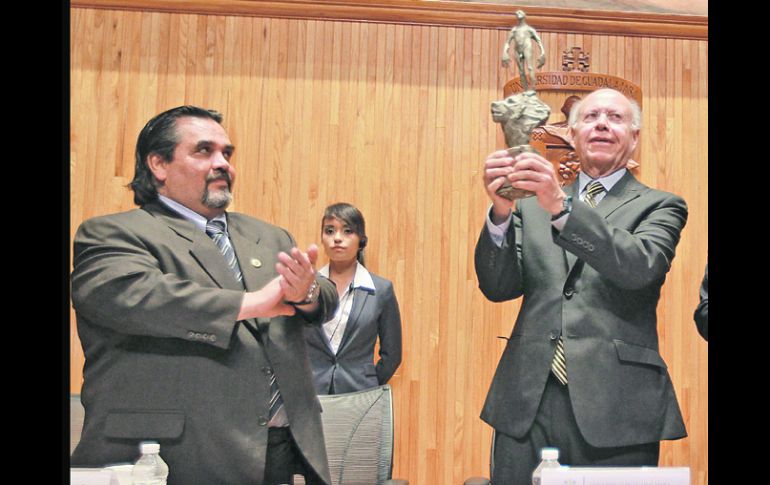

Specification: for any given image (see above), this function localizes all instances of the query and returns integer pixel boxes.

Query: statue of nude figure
[501,10,546,92]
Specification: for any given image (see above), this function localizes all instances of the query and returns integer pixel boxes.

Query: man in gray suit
[475,89,687,484]
[71,106,337,485]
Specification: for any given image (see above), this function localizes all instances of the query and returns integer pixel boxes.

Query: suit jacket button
[550,331,559,340]
[258,416,268,426]
[564,287,574,298]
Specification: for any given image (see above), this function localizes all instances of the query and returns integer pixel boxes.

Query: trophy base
[495,144,538,201]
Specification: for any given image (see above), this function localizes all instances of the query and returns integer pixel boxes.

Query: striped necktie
[205,220,284,422]
[268,371,284,422]
[550,180,607,386]
[584,180,606,208]
[205,220,243,283]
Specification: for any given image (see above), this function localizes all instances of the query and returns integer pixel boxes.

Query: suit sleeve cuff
[485,204,513,249]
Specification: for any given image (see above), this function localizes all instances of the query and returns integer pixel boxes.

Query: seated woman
[305,202,403,394]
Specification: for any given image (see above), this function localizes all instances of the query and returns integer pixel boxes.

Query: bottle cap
[139,442,160,454]
[541,447,559,460]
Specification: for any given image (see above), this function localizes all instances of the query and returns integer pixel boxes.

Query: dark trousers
[264,427,325,485]
[491,373,660,485]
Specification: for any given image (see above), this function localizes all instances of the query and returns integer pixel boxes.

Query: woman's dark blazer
[305,271,402,394]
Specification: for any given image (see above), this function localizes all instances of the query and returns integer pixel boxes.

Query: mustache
[206,170,232,185]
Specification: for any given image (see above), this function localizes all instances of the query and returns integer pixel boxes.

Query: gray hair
[568,92,642,130]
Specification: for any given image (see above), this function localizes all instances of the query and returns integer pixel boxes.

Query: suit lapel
[227,218,272,293]
[594,171,644,219]
[227,219,280,346]
[143,202,242,291]
[315,324,335,355]
[338,287,371,352]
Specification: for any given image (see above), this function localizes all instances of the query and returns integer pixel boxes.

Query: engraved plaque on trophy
[491,10,551,200]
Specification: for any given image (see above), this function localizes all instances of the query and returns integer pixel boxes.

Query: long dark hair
[128,105,223,206]
[322,202,368,266]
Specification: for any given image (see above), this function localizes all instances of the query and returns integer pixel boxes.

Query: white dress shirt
[158,194,228,233]
[318,262,376,354]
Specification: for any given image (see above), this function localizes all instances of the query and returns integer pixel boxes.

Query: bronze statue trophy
[492,10,551,200]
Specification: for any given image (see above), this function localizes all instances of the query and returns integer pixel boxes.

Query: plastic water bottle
[531,447,560,485]
[131,441,169,485]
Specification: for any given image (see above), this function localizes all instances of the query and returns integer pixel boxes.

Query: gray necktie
[205,220,284,421]
[205,220,243,283]
[550,180,606,385]
[267,371,284,421]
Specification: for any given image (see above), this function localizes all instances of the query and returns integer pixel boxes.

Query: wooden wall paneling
[229,13,248,213]
[69,8,89,228]
[333,17,352,209]
[438,25,454,480]
[265,17,285,224]
[243,15,266,204]
[690,38,709,485]
[284,18,299,221]
[188,15,207,105]
[70,7,708,483]
[386,20,407,477]
[91,10,115,214]
[446,27,466,484]
[691,46,708,469]
[70,0,709,40]
[415,24,432,481]
[667,36,686,469]
[307,19,327,223]
[461,26,485,484]
[160,13,184,107]
[436,25,454,482]
[287,19,305,228]
[647,36,663,190]
[69,9,87,391]
[417,24,429,482]
[409,24,428,484]
[153,11,171,108]
[302,17,318,238]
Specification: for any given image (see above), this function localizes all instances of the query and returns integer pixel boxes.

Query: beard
[202,171,233,209]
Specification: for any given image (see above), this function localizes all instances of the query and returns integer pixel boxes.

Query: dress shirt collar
[578,168,627,197]
[319,261,376,292]
[158,195,228,233]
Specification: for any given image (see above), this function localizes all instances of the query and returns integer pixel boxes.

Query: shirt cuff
[485,204,512,248]
[551,211,569,232]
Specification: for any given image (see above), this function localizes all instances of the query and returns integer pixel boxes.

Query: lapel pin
[250,258,262,268]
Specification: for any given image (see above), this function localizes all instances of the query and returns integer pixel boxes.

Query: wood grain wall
[69,6,708,484]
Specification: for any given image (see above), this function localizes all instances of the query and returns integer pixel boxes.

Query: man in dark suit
[475,88,687,484]
[70,106,337,485]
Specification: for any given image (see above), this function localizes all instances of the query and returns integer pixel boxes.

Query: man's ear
[146,153,168,183]
[630,129,640,152]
